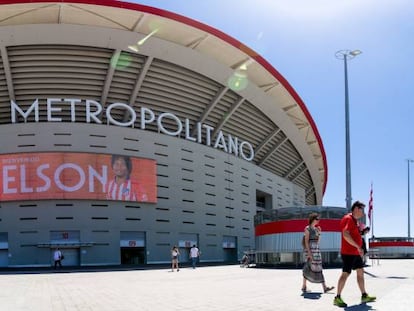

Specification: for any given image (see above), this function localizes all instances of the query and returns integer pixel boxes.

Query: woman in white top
[171,246,180,272]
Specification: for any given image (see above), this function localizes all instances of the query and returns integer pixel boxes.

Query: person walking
[360,226,370,265]
[189,245,200,269]
[171,246,180,272]
[301,212,334,293]
[333,201,376,307]
[240,253,250,267]
[53,248,62,269]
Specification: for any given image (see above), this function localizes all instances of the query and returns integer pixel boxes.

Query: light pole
[335,49,362,211]
[407,159,414,238]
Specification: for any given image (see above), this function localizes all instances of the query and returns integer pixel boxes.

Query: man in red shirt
[333,201,376,307]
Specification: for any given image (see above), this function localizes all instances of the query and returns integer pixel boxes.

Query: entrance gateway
[0,233,8,267]
[178,233,199,263]
[223,236,237,262]
[120,231,146,264]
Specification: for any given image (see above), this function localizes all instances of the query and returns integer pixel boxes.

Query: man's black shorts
[341,254,364,273]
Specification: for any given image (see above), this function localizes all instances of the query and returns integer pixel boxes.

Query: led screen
[0,152,157,203]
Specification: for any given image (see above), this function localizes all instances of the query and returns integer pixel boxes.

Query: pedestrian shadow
[364,270,378,278]
[344,303,376,310]
[364,270,408,280]
[301,292,321,300]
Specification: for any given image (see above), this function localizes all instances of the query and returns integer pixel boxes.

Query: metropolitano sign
[10,98,255,161]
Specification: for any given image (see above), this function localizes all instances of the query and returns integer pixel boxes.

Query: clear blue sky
[127,0,414,237]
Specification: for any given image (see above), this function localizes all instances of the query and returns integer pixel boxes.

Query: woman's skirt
[302,240,325,283]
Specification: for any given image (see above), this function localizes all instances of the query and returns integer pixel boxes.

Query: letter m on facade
[11,99,39,123]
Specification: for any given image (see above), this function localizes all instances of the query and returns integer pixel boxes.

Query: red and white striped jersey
[106,179,148,202]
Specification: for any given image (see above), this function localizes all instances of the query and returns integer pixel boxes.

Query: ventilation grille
[135,58,221,132]
[222,100,275,149]
[0,54,9,123]
[8,44,112,123]
[103,52,147,124]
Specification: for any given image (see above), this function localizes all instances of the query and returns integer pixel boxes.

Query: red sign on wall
[0,152,157,203]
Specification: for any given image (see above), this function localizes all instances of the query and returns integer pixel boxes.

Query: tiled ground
[0,258,412,310]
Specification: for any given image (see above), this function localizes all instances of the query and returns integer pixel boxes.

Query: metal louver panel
[263,141,301,175]
[106,53,146,103]
[135,58,222,132]
[222,100,275,149]
[205,90,238,125]
[0,54,8,123]
[103,52,147,124]
[8,45,112,123]
[255,131,286,161]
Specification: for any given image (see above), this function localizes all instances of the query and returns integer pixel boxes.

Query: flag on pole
[368,183,373,226]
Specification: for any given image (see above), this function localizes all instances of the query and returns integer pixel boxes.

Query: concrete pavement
[0,259,413,310]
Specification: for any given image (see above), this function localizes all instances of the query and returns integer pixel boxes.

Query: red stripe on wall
[369,241,414,248]
[255,219,342,236]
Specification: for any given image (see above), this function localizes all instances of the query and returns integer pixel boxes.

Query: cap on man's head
[351,200,366,211]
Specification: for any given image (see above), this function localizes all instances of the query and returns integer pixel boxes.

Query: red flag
[368,183,373,223]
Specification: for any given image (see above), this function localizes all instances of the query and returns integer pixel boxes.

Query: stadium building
[368,237,414,259]
[0,0,328,267]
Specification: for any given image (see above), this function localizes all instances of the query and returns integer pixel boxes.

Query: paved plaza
[0,259,413,311]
